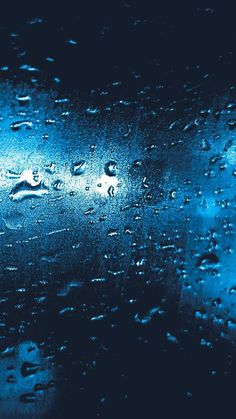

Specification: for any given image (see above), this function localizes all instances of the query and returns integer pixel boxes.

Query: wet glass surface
[0,2,236,417]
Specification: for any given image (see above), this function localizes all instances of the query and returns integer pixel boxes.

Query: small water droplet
[72,160,86,175]
[21,362,39,377]
[16,94,31,104]
[196,253,219,271]
[104,161,118,177]
[20,393,37,403]
[10,120,33,130]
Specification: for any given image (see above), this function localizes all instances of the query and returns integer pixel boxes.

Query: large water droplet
[3,211,25,230]
[9,170,49,202]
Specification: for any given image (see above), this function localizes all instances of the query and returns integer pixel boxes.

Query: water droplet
[21,362,39,377]
[16,94,31,104]
[9,170,48,202]
[227,119,236,130]
[3,211,25,230]
[10,120,33,130]
[134,307,159,324]
[104,161,118,177]
[196,253,219,271]
[72,160,86,175]
[53,179,63,191]
[200,138,211,151]
[107,228,119,237]
[45,162,56,174]
[20,393,37,403]
[108,185,115,197]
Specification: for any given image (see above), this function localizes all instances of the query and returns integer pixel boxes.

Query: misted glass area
[0,2,235,418]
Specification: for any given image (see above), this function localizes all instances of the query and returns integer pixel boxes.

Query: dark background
[0,1,235,94]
